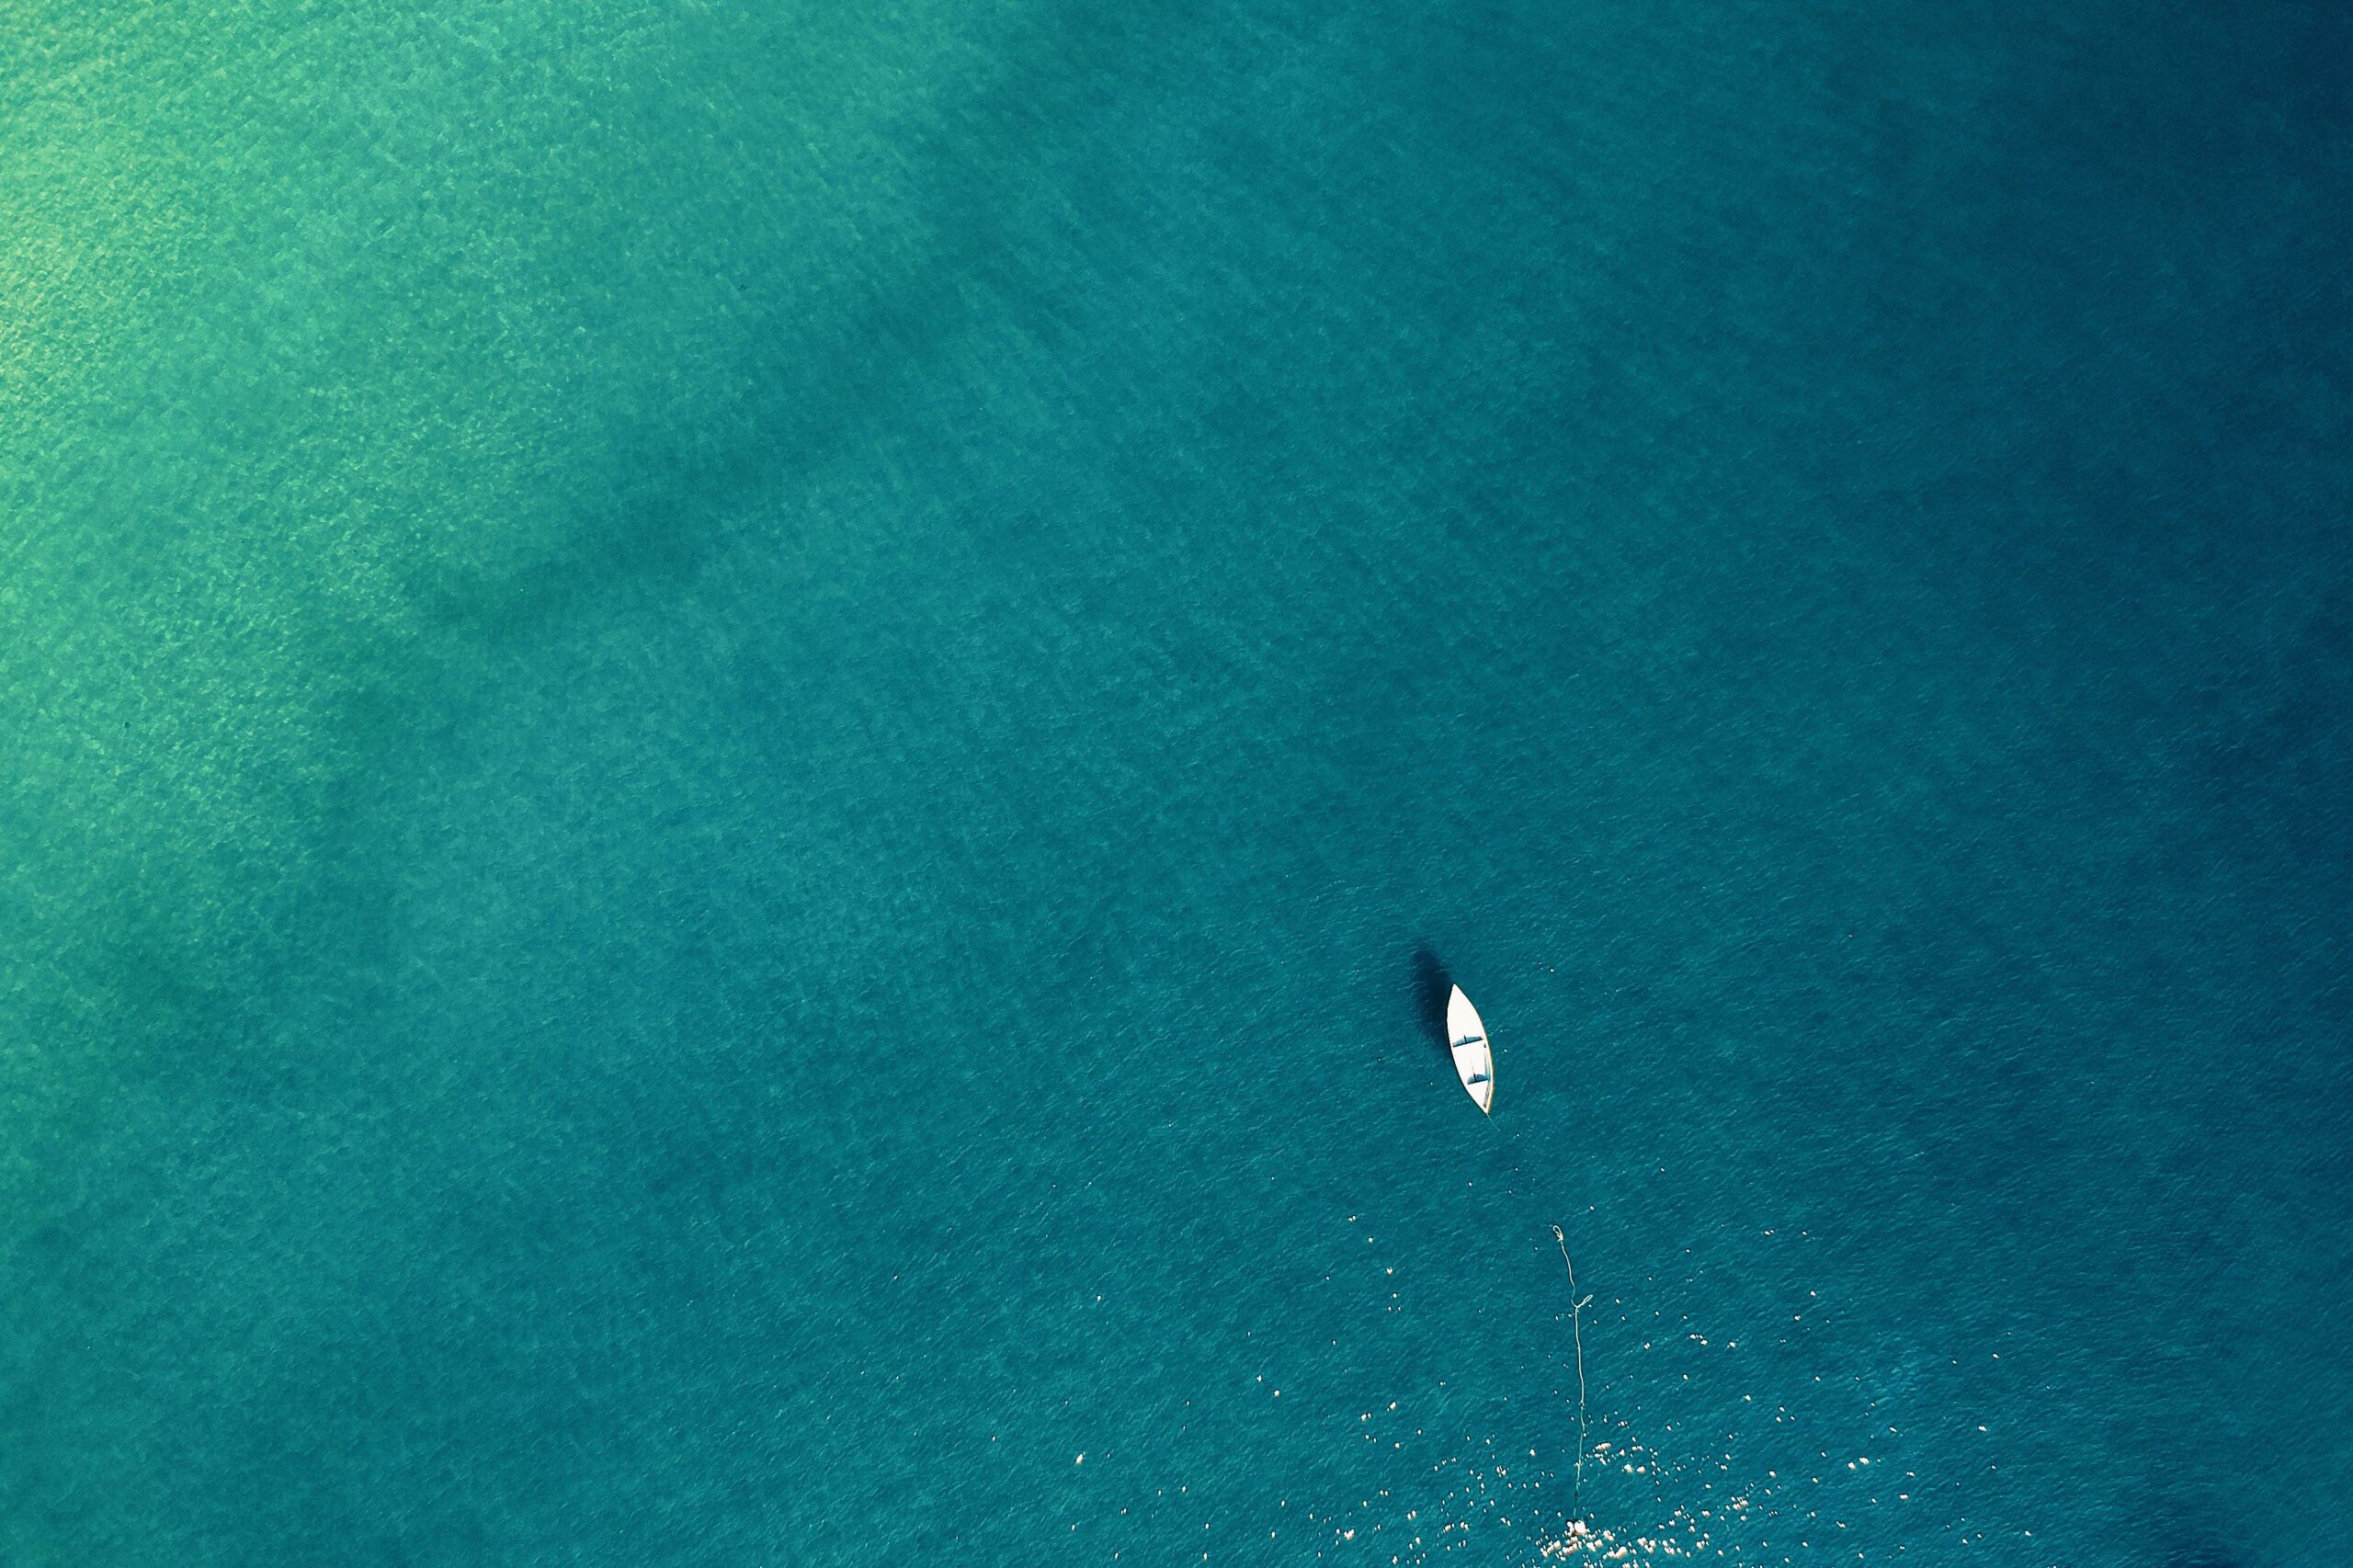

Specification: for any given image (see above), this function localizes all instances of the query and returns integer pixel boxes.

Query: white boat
[1447,985,1494,1115]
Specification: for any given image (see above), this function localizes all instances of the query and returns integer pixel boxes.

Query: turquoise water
[5,1,2348,1563]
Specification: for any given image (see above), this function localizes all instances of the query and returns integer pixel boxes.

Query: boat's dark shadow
[1410,946,1453,1062]
[2154,1529,2244,1568]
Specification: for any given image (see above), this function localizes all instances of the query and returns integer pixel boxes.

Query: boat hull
[1447,985,1494,1115]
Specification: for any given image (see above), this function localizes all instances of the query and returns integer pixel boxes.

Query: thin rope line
[1552,1225,1594,1528]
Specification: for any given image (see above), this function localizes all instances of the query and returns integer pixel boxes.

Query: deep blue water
[4,0,2348,1563]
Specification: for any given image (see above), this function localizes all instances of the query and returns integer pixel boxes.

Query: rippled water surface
[5,1,2347,1563]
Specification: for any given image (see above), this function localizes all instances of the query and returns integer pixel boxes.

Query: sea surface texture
[4,1,2347,1563]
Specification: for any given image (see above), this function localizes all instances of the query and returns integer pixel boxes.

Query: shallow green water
[6,1,2348,1563]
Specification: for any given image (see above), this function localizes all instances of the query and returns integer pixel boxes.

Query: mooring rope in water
[1552,1225,1595,1528]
